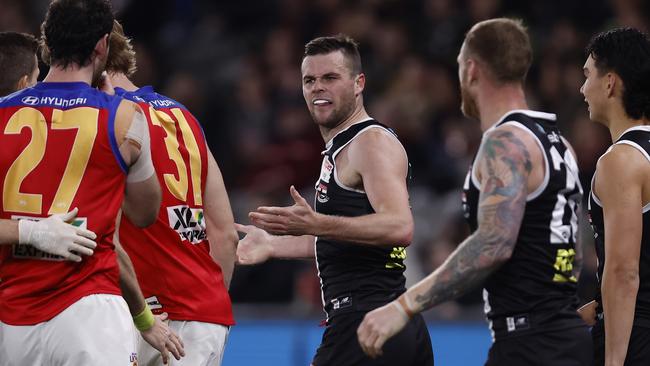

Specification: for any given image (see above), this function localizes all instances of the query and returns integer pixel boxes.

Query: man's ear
[466,58,479,85]
[605,72,617,98]
[15,74,29,91]
[94,34,110,60]
[355,73,365,95]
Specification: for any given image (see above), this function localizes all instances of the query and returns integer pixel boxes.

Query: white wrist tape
[125,110,155,183]
[18,219,35,245]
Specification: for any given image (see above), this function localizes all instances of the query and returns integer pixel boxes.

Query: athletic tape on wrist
[397,295,416,318]
[133,304,155,331]
[17,219,34,245]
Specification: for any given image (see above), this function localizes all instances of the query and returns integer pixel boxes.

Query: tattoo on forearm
[414,130,532,310]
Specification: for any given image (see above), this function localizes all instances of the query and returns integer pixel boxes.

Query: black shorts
[592,320,650,365]
[485,326,592,366]
[312,311,434,366]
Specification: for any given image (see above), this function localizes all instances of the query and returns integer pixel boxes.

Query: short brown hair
[106,20,137,77]
[0,32,38,96]
[464,18,532,84]
[303,34,362,75]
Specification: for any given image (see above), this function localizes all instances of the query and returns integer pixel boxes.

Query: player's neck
[477,83,528,132]
[606,106,650,142]
[43,64,94,85]
[320,104,370,143]
[109,72,138,91]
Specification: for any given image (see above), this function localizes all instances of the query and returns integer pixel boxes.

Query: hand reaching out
[235,223,274,265]
[249,186,320,236]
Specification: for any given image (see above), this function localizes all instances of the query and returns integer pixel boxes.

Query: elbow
[486,238,515,266]
[139,205,160,228]
[605,265,639,288]
[391,219,413,247]
[124,203,160,228]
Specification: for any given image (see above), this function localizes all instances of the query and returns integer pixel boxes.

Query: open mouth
[313,99,332,106]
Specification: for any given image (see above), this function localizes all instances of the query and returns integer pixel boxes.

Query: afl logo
[21,96,39,105]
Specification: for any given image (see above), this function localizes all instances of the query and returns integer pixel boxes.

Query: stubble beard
[460,85,480,121]
[310,91,357,130]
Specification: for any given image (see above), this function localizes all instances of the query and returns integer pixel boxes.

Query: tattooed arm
[357,125,540,358]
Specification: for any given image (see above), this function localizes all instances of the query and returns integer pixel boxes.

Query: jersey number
[148,107,203,205]
[3,107,98,215]
[549,145,581,244]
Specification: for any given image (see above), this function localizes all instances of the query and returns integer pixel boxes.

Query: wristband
[17,219,34,245]
[133,304,155,331]
[397,294,416,318]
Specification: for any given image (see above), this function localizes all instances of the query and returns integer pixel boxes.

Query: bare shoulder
[477,124,539,171]
[597,143,649,181]
[347,126,406,160]
[344,125,408,179]
[114,99,145,144]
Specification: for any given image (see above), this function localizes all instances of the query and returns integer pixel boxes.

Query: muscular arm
[250,129,412,247]
[315,130,412,246]
[357,127,537,357]
[403,127,534,312]
[115,100,161,227]
[204,149,238,288]
[596,145,644,366]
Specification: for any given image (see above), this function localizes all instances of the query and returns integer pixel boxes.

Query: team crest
[315,156,334,203]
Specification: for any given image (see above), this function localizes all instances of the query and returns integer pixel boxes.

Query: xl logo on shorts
[167,205,206,244]
[11,215,88,261]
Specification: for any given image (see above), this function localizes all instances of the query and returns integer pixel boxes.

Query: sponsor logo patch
[330,294,352,310]
[167,205,206,244]
[21,96,39,105]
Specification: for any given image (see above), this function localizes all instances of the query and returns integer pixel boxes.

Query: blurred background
[3,0,649,364]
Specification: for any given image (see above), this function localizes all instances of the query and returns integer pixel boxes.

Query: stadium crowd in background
[1,0,649,321]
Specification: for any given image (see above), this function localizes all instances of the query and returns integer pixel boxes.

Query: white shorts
[0,294,137,366]
[137,320,229,366]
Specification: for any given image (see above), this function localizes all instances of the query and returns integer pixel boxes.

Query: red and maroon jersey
[116,86,234,326]
[0,82,127,325]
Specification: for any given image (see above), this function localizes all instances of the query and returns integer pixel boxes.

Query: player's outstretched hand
[249,185,319,236]
[18,207,98,262]
[357,301,410,359]
[140,312,185,364]
[577,300,598,326]
[235,223,274,265]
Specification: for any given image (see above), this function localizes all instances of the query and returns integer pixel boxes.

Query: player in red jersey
[0,31,102,261]
[0,1,181,365]
[104,21,237,366]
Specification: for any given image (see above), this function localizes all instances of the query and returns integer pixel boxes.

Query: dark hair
[586,27,650,120]
[464,18,532,84]
[303,34,362,75]
[40,0,114,68]
[0,32,38,96]
[106,20,137,77]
